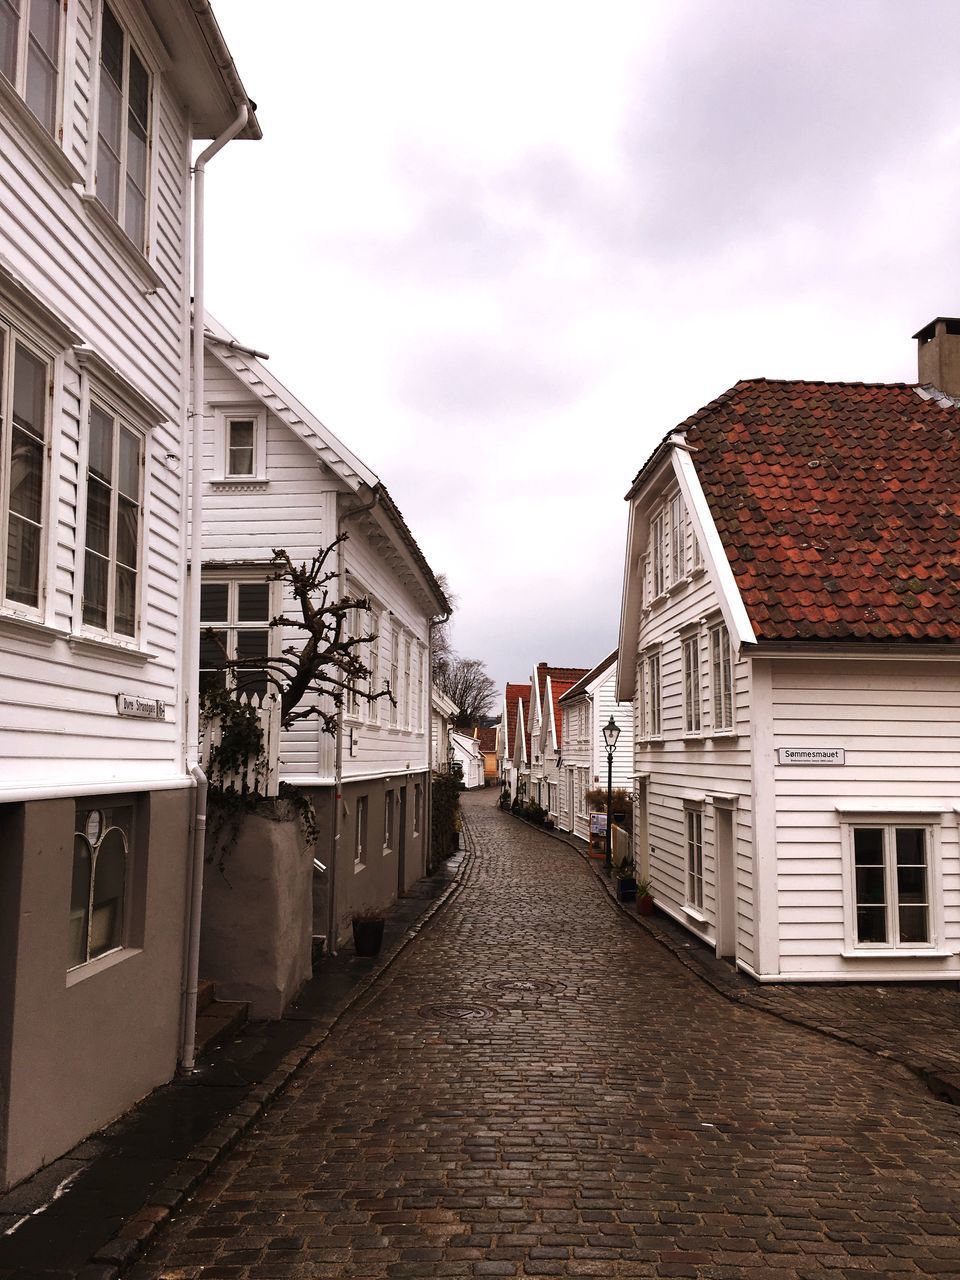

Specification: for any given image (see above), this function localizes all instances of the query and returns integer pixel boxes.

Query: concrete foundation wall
[0,788,192,1191]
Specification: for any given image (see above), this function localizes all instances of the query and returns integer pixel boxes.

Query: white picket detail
[611,823,631,868]
[201,693,281,797]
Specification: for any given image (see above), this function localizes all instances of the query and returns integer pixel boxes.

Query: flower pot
[352,917,385,957]
[637,893,654,917]
[616,876,637,902]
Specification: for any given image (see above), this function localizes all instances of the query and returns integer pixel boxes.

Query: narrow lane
[134,791,960,1278]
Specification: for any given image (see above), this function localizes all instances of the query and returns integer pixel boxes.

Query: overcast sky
[204,1,960,698]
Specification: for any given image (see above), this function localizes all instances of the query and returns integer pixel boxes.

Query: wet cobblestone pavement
[132,791,960,1278]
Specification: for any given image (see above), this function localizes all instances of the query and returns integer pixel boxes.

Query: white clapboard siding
[0,26,193,792]
[634,505,756,969]
[771,656,960,977]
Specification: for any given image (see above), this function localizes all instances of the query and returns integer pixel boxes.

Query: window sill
[0,75,84,186]
[0,611,68,646]
[690,564,707,580]
[842,948,953,960]
[67,945,140,986]
[354,859,366,875]
[683,905,708,925]
[209,479,270,493]
[382,844,392,857]
[79,193,164,292]
[69,634,153,665]
[710,730,738,742]
[682,732,706,743]
[666,578,689,596]
[638,735,664,746]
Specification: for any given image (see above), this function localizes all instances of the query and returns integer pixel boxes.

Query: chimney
[914,317,960,396]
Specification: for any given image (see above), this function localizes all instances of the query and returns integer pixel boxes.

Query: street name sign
[777,747,845,765]
[116,693,166,720]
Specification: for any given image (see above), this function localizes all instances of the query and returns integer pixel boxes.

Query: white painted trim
[738,956,960,983]
[0,776,192,803]
[750,656,779,976]
[671,446,755,650]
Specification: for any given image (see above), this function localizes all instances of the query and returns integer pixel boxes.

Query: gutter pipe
[180,103,249,1075]
[326,484,383,956]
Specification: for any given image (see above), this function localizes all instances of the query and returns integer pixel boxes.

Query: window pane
[29,0,57,56]
[123,181,145,247]
[96,129,121,215]
[69,835,92,968]
[895,828,925,866]
[898,904,929,945]
[89,405,113,482]
[854,827,884,863]
[82,549,108,628]
[114,565,136,636]
[236,628,268,697]
[13,344,45,440]
[854,827,887,943]
[856,905,887,944]
[116,493,138,568]
[26,42,57,133]
[118,427,139,498]
[127,46,148,129]
[237,582,269,621]
[6,513,40,606]
[0,0,19,84]
[855,865,886,906]
[227,420,255,476]
[90,825,125,958]
[199,628,228,670]
[85,476,110,556]
[100,4,123,87]
[200,583,229,622]
[9,425,43,521]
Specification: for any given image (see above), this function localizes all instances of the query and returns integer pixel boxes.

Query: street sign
[116,693,166,720]
[777,747,844,765]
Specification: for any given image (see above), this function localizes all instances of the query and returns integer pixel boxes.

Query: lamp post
[602,715,621,876]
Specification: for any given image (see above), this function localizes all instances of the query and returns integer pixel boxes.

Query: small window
[710,623,734,732]
[403,637,412,729]
[199,579,272,698]
[82,402,143,637]
[416,643,425,733]
[1,325,50,611]
[227,418,255,477]
[548,782,558,817]
[389,625,399,727]
[682,634,701,734]
[577,767,589,818]
[367,608,381,723]
[852,825,931,948]
[70,803,132,969]
[651,512,665,598]
[0,0,62,135]
[669,493,684,584]
[96,3,151,249]
[383,789,394,851]
[355,794,368,866]
[644,651,661,737]
[686,807,703,912]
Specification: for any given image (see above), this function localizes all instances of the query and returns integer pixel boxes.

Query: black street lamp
[602,715,621,876]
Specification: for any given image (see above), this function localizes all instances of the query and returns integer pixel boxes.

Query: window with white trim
[403,636,411,729]
[548,782,558,817]
[669,493,684,583]
[70,801,132,969]
[685,805,704,912]
[577,767,589,818]
[0,322,49,612]
[345,600,362,719]
[643,650,661,738]
[682,633,702,735]
[96,3,151,249]
[0,0,61,134]
[227,418,255,477]
[355,794,368,866]
[709,622,734,732]
[640,551,650,606]
[367,607,381,723]
[850,824,932,948]
[389,623,399,726]
[650,511,665,598]
[199,579,272,698]
[416,643,425,732]
[82,401,143,638]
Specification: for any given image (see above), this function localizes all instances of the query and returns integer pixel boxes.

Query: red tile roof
[550,678,580,749]
[476,727,497,753]
[672,379,960,643]
[504,683,531,756]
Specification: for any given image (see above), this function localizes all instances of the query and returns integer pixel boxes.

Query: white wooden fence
[611,824,631,869]
[200,692,281,797]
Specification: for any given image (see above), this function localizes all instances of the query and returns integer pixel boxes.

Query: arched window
[69,805,130,968]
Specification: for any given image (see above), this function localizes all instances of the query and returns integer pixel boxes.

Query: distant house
[525,662,588,812]
[0,0,259,1190]
[617,321,960,983]
[200,316,448,949]
[476,726,499,784]
[450,730,484,789]
[536,667,590,824]
[499,682,531,800]
[431,686,459,772]
[556,652,634,841]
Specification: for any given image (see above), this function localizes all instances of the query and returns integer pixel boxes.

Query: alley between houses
[132,791,960,1279]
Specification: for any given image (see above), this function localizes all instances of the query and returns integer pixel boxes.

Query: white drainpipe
[180,103,249,1074]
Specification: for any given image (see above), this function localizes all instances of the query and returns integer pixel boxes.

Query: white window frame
[840,815,945,955]
[685,803,704,914]
[669,492,684,585]
[198,576,277,700]
[416,642,425,733]
[79,395,144,641]
[389,623,400,727]
[367,605,381,724]
[548,781,558,818]
[70,798,133,972]
[682,631,702,736]
[402,635,412,729]
[0,0,65,137]
[642,647,662,739]
[0,316,53,621]
[709,621,735,733]
[650,511,665,599]
[213,408,267,483]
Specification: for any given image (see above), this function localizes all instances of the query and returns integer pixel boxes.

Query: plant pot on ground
[615,856,638,902]
[352,909,386,957]
[636,878,654,916]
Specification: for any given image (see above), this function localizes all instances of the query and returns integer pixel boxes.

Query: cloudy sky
[204,1,960,697]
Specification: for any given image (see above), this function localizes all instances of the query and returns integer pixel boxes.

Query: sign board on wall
[589,812,607,835]
[777,747,845,766]
[116,693,166,720]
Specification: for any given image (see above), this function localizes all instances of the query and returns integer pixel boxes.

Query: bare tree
[436,655,496,729]
[431,572,456,684]
[202,535,393,731]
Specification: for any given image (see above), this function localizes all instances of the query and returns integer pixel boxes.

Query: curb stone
[91,837,473,1279]
[507,807,960,1109]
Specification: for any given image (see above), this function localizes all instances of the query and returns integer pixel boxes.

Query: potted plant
[636,878,654,917]
[615,854,638,902]
[352,908,386,957]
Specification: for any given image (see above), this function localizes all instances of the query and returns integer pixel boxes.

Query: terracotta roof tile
[504,683,530,756]
[677,379,960,643]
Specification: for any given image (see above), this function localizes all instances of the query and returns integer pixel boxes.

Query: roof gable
[502,683,531,757]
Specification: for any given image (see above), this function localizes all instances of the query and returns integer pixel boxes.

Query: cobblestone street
[133,791,960,1279]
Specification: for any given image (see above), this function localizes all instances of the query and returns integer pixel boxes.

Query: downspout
[327,484,382,956]
[427,608,450,867]
[180,103,249,1074]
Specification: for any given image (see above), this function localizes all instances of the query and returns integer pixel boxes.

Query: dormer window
[0,0,62,136]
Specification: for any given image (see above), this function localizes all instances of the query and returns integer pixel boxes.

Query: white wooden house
[556,652,634,841]
[618,330,960,983]
[536,666,589,824]
[450,729,484,789]
[499,681,530,800]
[200,316,448,948]
[0,1,258,1189]
[431,685,458,773]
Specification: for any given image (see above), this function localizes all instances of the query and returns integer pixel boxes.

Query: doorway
[397,785,408,895]
[714,800,737,960]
